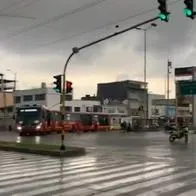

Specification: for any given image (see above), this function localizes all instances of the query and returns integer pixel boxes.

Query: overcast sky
[0,0,195,99]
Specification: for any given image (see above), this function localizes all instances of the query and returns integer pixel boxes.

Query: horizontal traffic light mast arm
[61,16,159,116]
[78,16,159,52]
[63,16,159,75]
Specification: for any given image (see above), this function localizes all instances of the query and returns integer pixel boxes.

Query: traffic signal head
[53,75,62,93]
[66,81,73,94]
[184,0,195,19]
[157,0,170,22]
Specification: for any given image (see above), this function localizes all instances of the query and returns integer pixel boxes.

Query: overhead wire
[0,0,36,19]
[22,0,183,50]
[0,0,27,13]
[18,0,43,10]
[4,0,110,40]
[0,0,182,54]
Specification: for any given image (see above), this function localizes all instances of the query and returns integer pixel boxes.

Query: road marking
[94,170,195,196]
[10,164,168,196]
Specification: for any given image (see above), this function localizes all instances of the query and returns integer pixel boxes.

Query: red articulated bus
[93,113,110,131]
[65,113,96,132]
[15,105,111,135]
[65,113,110,132]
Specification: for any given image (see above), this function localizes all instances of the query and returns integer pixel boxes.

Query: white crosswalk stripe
[0,151,195,196]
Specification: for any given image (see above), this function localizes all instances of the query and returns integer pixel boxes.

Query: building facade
[0,92,14,117]
[62,100,102,113]
[97,80,148,117]
[0,73,15,117]
[175,67,196,127]
[148,94,165,118]
[151,99,176,119]
[14,87,60,111]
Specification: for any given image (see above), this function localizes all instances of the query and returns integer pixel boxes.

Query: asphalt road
[0,130,196,195]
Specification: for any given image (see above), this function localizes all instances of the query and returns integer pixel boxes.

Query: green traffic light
[159,13,169,21]
[184,8,193,16]
[53,88,60,93]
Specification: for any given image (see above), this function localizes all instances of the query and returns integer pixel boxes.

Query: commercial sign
[176,81,192,107]
[175,67,193,77]
[166,106,176,117]
[178,80,196,95]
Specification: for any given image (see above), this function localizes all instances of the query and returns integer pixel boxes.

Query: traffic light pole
[60,51,75,151]
[60,16,159,151]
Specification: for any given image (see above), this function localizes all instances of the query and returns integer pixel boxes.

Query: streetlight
[135,23,157,84]
[6,69,16,92]
[135,23,157,122]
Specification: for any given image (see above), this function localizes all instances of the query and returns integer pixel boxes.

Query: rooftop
[98,80,147,85]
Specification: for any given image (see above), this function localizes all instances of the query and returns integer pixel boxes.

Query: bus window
[98,115,109,125]
[17,108,41,125]
[80,114,92,125]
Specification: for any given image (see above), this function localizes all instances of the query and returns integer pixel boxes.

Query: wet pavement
[0,130,196,195]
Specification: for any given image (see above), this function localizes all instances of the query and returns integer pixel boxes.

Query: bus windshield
[17,108,41,125]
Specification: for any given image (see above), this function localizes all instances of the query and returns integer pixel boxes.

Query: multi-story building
[0,73,15,117]
[62,100,102,113]
[97,80,148,117]
[14,83,60,111]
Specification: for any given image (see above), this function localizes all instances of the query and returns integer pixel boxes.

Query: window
[86,107,92,112]
[35,94,45,101]
[23,95,33,102]
[93,105,102,112]
[15,96,21,104]
[65,106,72,112]
[17,108,41,124]
[98,115,109,125]
[74,107,80,112]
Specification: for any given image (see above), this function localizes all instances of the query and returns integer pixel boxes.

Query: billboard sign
[175,67,193,77]
[176,81,192,107]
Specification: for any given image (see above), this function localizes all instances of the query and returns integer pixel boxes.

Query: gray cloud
[0,0,195,98]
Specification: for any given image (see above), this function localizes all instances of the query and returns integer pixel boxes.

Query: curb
[0,145,86,157]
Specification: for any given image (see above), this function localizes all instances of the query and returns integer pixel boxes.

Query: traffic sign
[179,80,196,95]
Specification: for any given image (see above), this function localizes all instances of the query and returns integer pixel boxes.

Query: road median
[0,141,86,157]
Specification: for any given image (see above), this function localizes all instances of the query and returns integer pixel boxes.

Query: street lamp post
[136,23,157,121]
[136,23,157,84]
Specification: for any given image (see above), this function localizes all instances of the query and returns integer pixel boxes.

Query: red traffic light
[66,81,73,93]
[66,81,72,88]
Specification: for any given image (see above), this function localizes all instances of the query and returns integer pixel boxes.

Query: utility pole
[0,74,6,117]
[167,60,172,117]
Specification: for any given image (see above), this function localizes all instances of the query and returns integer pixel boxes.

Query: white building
[14,85,60,111]
[63,100,101,113]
